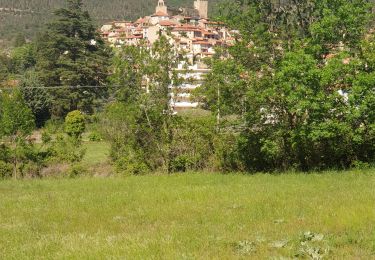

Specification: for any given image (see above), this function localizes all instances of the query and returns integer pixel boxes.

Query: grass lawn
[0,172,374,259]
[82,141,111,165]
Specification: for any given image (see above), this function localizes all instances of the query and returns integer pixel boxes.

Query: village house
[100,0,235,110]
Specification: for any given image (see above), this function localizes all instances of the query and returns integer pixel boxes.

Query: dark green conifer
[35,0,111,117]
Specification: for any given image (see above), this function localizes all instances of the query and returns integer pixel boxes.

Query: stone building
[100,0,236,110]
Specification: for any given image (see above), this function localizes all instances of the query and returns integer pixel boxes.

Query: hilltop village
[100,0,236,109]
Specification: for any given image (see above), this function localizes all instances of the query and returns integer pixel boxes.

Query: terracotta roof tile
[159,20,177,26]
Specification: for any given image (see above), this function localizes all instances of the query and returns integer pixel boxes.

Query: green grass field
[0,172,374,259]
[82,141,111,165]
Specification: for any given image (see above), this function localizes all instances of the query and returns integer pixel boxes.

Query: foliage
[19,161,43,178]
[1,0,374,174]
[0,91,35,138]
[10,43,37,73]
[198,54,247,118]
[43,133,86,163]
[64,110,86,140]
[106,36,183,174]
[203,0,375,172]
[0,93,46,178]
[114,156,150,176]
[34,0,111,118]
[0,144,11,162]
[0,91,87,178]
[19,69,52,127]
[67,163,87,177]
[168,115,217,172]
[0,53,12,84]
[106,36,235,174]
[88,132,102,142]
[103,101,226,174]
[110,45,148,103]
[309,0,373,53]
[213,131,245,172]
[0,161,12,179]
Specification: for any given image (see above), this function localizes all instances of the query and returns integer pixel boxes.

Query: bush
[351,160,370,170]
[168,115,217,172]
[0,161,12,179]
[21,162,41,178]
[0,144,11,162]
[103,103,219,174]
[88,131,103,142]
[64,110,86,139]
[67,164,88,178]
[213,133,244,172]
[48,134,86,163]
[115,156,149,175]
[41,132,52,144]
[170,155,194,172]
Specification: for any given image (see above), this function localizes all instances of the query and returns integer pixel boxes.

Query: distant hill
[0,0,221,46]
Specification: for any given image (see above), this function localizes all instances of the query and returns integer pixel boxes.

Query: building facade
[100,0,235,110]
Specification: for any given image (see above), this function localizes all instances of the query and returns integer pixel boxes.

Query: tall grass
[0,172,374,258]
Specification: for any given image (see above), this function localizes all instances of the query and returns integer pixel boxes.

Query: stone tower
[156,0,168,14]
[194,0,208,19]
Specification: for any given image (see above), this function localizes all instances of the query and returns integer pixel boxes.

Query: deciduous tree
[0,91,35,178]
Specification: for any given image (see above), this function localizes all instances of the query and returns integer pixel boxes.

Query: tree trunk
[13,136,18,180]
[216,85,221,132]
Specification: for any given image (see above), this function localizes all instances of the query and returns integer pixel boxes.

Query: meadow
[0,172,374,259]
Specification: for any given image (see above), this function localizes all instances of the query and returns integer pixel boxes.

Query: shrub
[168,115,217,172]
[213,133,244,172]
[41,132,52,144]
[103,103,219,174]
[351,160,370,170]
[67,164,88,178]
[64,110,86,139]
[115,156,149,175]
[21,162,41,178]
[48,134,86,163]
[0,161,12,179]
[170,155,194,172]
[88,131,103,142]
[0,144,11,162]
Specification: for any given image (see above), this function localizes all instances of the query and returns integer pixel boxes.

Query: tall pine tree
[35,0,111,117]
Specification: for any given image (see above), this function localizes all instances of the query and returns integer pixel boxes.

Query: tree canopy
[202,0,375,171]
[34,0,111,117]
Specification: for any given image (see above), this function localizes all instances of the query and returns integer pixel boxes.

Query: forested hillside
[0,0,220,46]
